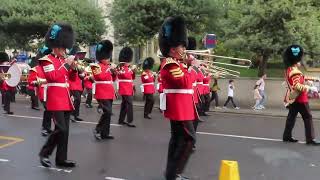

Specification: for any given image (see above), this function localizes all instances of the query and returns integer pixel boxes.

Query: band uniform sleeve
[290,73,309,92]
[40,60,69,82]
[161,63,192,87]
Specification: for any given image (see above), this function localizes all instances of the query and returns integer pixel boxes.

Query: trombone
[186,49,252,78]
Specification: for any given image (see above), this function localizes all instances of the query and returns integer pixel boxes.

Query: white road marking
[0,158,10,162]
[7,114,121,127]
[6,114,306,143]
[38,166,72,173]
[105,177,126,180]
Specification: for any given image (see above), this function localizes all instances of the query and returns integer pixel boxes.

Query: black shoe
[4,111,13,115]
[56,160,76,168]
[306,140,320,146]
[40,156,51,168]
[118,121,127,125]
[102,135,114,140]
[283,137,299,143]
[93,130,102,140]
[144,114,152,119]
[32,107,40,111]
[175,174,190,180]
[41,129,51,137]
[72,116,83,122]
[86,104,93,108]
[126,123,136,128]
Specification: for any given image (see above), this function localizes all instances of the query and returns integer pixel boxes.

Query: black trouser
[96,100,113,138]
[10,89,15,102]
[70,90,82,117]
[85,88,92,105]
[1,90,4,105]
[144,94,154,116]
[3,90,12,112]
[41,101,52,131]
[165,120,196,180]
[283,102,315,142]
[224,96,237,107]
[28,89,39,108]
[119,95,133,123]
[210,91,219,107]
[40,111,71,162]
[203,93,210,112]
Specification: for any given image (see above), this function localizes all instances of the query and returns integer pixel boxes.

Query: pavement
[1,96,320,180]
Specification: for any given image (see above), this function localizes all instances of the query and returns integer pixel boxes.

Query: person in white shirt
[256,73,267,109]
[253,84,262,110]
[223,79,239,109]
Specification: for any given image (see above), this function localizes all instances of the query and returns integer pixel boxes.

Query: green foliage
[110,0,222,46]
[0,0,106,50]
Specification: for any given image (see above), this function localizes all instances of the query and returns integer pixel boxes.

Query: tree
[110,0,222,46]
[0,0,106,50]
[218,0,320,76]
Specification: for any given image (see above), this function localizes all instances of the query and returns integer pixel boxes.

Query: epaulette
[289,67,302,78]
[162,58,180,68]
[38,55,52,63]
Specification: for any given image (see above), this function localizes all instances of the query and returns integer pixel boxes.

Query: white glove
[309,86,318,93]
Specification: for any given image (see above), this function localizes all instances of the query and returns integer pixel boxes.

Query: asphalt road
[1,96,320,180]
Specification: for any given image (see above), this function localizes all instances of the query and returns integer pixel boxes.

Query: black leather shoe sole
[40,157,51,168]
[283,138,299,143]
[56,161,76,168]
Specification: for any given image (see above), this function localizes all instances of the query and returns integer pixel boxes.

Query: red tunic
[83,72,93,89]
[141,70,155,94]
[160,58,197,121]
[27,68,37,91]
[68,70,83,91]
[157,74,164,93]
[196,70,204,95]
[39,54,74,111]
[286,67,308,103]
[203,75,211,94]
[35,65,47,101]
[190,68,199,104]
[91,63,116,100]
[117,64,135,96]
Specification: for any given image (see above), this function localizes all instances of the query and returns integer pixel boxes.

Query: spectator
[253,84,262,110]
[256,73,267,109]
[223,79,239,109]
[210,78,220,109]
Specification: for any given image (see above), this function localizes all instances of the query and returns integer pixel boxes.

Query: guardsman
[27,66,40,110]
[117,47,136,127]
[282,45,320,146]
[91,40,116,140]
[68,47,85,122]
[0,52,15,115]
[141,57,155,119]
[34,46,53,136]
[39,23,77,168]
[84,64,94,108]
[159,16,197,180]
[202,65,211,112]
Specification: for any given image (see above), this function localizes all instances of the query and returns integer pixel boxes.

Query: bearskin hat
[118,47,133,63]
[45,23,75,49]
[283,44,304,68]
[35,45,52,61]
[187,37,197,50]
[0,52,9,63]
[142,57,155,70]
[159,16,188,57]
[96,40,113,61]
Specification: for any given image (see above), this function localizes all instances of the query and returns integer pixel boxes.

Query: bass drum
[16,62,31,82]
[5,63,22,87]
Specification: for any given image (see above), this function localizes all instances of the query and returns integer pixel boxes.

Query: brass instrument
[186,49,252,78]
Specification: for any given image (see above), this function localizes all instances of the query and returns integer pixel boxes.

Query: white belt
[118,79,133,83]
[196,82,203,85]
[203,84,210,86]
[192,83,197,87]
[142,82,154,86]
[47,83,69,88]
[164,89,194,94]
[44,83,69,101]
[92,81,113,94]
[156,83,161,90]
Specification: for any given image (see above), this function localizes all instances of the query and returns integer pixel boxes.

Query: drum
[16,63,31,82]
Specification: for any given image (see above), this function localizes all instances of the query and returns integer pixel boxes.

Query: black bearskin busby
[159,16,188,57]
[96,40,113,61]
[118,47,133,63]
[187,37,197,50]
[283,45,304,68]
[45,23,75,49]
[142,57,155,70]
[0,52,9,63]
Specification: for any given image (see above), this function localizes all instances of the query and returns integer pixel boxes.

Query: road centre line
[6,114,304,143]
[0,158,10,162]
[105,177,126,180]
